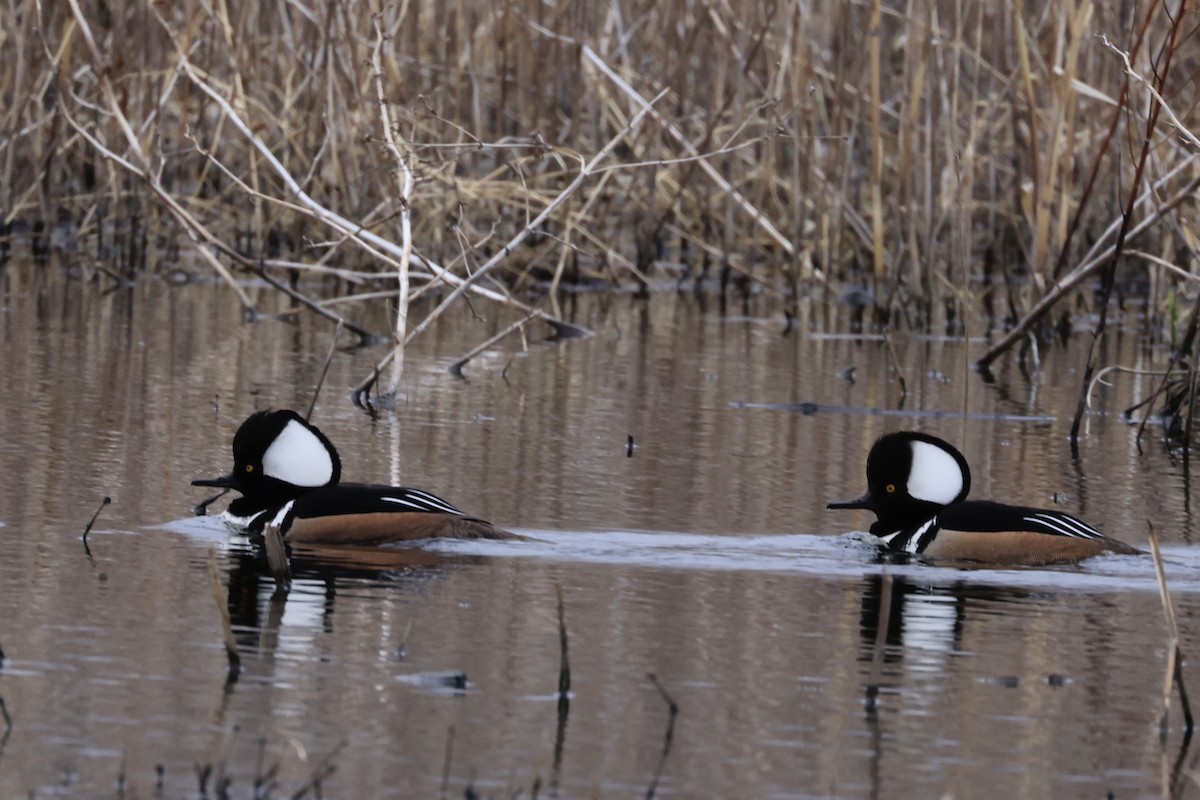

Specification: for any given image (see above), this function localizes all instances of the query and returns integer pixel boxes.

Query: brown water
[1,261,1198,799]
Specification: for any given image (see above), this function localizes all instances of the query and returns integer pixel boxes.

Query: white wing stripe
[403,489,465,515]
[381,492,465,515]
[1024,513,1103,540]
[381,497,435,511]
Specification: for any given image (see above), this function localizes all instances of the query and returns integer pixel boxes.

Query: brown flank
[921,529,1142,566]
[285,512,521,546]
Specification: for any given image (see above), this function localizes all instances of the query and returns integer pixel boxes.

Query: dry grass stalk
[1148,521,1194,741]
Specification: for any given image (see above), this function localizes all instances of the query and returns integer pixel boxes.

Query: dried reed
[1,1,1197,404]
[1148,521,1194,741]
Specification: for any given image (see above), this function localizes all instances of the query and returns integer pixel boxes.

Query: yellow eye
[245,464,254,473]
[885,483,896,494]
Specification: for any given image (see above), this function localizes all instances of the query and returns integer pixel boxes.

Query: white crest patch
[261,420,334,487]
[906,440,964,505]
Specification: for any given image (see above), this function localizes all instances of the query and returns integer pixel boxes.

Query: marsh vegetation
[1,1,1198,416]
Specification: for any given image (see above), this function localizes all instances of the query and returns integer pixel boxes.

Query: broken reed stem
[370,15,415,398]
[305,319,344,423]
[207,546,241,682]
[82,495,112,546]
[447,310,538,376]
[288,739,346,800]
[1148,521,1194,740]
[644,673,679,800]
[262,523,291,592]
[0,696,11,735]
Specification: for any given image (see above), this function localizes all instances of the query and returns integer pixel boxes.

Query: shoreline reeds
[2,0,1198,418]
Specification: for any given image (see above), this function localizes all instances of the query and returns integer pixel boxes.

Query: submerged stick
[207,547,241,683]
[448,310,539,376]
[645,674,679,800]
[882,331,908,403]
[82,496,112,543]
[254,266,376,344]
[552,582,572,786]
[306,319,344,422]
[262,523,291,593]
[0,695,11,751]
[288,738,345,800]
[439,725,455,800]
[193,489,229,517]
[556,583,571,704]
[1148,521,1194,741]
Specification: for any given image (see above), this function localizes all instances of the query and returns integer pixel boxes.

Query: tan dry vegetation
[1,1,1199,382]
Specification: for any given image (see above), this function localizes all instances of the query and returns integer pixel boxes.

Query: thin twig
[306,319,344,422]
[1148,521,1195,741]
[82,496,111,544]
[645,673,679,800]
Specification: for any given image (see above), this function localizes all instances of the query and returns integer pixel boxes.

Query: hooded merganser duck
[828,431,1141,565]
[193,409,517,545]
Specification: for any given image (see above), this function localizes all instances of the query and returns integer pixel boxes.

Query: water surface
[0,262,1195,798]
